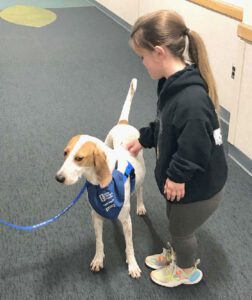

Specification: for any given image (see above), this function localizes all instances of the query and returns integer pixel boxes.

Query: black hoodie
[139,65,228,204]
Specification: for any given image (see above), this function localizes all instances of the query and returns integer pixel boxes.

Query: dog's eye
[75,156,84,162]
[64,151,68,157]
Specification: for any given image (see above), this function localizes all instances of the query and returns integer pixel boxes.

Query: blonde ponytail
[187,30,219,112]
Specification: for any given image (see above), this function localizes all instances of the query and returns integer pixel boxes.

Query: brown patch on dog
[77,141,112,187]
[64,135,81,157]
[118,120,128,125]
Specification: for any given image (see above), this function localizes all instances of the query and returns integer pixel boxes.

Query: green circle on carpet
[0,5,56,27]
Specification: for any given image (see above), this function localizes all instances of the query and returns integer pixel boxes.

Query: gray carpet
[0,6,251,300]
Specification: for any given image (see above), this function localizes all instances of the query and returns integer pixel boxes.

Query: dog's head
[55,135,112,187]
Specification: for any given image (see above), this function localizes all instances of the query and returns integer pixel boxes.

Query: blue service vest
[86,161,135,219]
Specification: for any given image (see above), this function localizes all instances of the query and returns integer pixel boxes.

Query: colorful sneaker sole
[150,269,203,287]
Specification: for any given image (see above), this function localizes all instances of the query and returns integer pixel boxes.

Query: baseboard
[220,106,230,125]
[88,0,132,32]
[220,107,251,176]
[228,144,252,176]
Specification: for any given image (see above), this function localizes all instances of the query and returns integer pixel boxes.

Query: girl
[127,10,228,287]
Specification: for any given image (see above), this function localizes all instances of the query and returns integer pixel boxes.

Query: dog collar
[86,161,135,219]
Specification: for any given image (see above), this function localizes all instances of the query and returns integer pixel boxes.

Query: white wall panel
[233,43,252,157]
[96,0,139,25]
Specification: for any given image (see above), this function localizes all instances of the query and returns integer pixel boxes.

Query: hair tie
[183,28,190,36]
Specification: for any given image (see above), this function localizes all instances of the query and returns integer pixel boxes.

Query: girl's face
[132,45,165,80]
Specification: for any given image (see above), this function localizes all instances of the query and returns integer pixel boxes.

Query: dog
[55,79,146,278]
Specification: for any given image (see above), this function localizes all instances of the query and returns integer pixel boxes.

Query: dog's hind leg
[90,210,105,272]
[136,185,146,216]
[120,215,141,278]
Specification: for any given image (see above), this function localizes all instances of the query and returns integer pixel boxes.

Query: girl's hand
[164,178,185,202]
[126,140,143,157]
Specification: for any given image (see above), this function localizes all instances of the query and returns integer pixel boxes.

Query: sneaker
[150,259,203,287]
[145,242,175,270]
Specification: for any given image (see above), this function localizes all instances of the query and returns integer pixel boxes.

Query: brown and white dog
[55,79,146,278]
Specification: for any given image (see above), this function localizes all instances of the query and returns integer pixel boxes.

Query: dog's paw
[137,205,146,216]
[128,262,141,278]
[90,256,104,272]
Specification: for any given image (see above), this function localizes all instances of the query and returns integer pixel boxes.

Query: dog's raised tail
[118,78,137,125]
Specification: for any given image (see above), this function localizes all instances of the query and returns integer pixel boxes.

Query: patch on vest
[87,165,135,219]
[213,128,223,145]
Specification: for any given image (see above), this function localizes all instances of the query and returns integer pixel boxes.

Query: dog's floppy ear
[77,141,112,187]
[93,148,112,188]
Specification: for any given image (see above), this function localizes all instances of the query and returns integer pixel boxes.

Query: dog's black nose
[55,174,65,183]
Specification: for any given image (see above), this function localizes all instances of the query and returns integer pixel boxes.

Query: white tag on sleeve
[213,128,223,145]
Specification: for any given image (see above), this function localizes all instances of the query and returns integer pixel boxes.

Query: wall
[96,0,139,25]
[95,0,252,167]
[229,40,252,159]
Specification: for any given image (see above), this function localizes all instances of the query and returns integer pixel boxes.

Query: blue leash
[0,182,87,231]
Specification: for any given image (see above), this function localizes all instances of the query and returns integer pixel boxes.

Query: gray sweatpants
[166,189,223,268]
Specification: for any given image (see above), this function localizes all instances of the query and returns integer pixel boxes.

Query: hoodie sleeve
[166,119,213,183]
[138,121,156,148]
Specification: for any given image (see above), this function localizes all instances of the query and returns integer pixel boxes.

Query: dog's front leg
[90,210,105,272]
[121,215,141,278]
